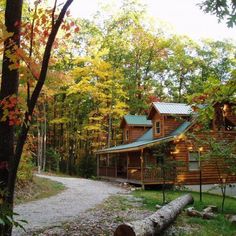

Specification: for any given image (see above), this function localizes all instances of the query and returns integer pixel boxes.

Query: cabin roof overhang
[96,136,174,154]
[96,121,193,154]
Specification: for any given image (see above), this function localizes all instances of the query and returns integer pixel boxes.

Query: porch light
[199,147,203,152]
[178,134,186,141]
[171,149,179,155]
[188,146,193,151]
[174,138,180,143]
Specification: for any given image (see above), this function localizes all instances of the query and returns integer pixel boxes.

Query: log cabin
[96,102,236,188]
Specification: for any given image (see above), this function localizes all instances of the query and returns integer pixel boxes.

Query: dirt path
[13,175,126,235]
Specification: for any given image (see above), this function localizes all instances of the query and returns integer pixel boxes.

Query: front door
[117,155,127,178]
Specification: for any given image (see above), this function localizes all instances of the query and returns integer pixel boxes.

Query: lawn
[133,189,236,236]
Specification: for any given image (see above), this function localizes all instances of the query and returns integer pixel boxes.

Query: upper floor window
[155,121,161,134]
[188,152,199,171]
[125,129,129,141]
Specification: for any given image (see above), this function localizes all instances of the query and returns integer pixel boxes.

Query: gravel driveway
[13,174,125,235]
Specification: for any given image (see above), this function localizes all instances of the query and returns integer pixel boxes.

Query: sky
[68,0,236,41]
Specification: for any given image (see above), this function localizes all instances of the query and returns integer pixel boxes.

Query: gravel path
[13,175,126,235]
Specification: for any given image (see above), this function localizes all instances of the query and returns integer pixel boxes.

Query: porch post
[106,154,108,176]
[140,149,144,189]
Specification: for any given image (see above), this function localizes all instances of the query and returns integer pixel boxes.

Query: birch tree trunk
[42,101,47,171]
[114,194,194,236]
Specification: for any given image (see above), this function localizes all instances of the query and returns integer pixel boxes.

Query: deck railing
[99,166,176,183]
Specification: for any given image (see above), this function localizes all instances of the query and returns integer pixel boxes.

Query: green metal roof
[124,115,152,126]
[152,102,193,115]
[170,121,192,136]
[97,121,192,154]
[137,128,153,141]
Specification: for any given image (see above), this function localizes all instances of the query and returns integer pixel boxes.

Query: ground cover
[15,175,65,205]
[14,178,236,235]
[133,189,236,235]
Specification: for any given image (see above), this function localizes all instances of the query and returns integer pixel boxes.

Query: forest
[32,1,235,177]
[0,0,235,235]
[0,0,234,178]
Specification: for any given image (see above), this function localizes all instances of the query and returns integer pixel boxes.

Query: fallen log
[114,194,194,236]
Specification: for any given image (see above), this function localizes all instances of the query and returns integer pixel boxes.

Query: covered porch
[97,147,176,186]
[95,126,186,186]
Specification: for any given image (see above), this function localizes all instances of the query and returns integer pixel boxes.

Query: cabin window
[125,129,129,141]
[188,152,199,171]
[155,121,161,134]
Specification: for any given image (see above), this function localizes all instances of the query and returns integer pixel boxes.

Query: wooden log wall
[174,130,236,185]
[164,116,183,136]
[123,124,150,144]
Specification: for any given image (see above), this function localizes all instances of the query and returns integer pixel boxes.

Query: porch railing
[99,166,175,183]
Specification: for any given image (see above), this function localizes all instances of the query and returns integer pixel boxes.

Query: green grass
[15,176,65,204]
[133,189,236,235]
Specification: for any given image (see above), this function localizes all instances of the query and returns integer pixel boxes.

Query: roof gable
[148,102,193,119]
[121,115,152,127]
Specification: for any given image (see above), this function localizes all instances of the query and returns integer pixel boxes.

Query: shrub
[17,152,33,183]
[46,148,60,172]
[77,154,97,178]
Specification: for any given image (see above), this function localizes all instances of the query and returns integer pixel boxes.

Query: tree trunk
[114,194,194,236]
[37,123,42,173]
[0,1,73,235]
[42,101,47,171]
[0,1,23,235]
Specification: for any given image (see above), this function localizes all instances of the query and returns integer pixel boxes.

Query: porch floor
[99,175,174,186]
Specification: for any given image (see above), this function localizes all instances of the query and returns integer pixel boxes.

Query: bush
[46,148,60,172]
[17,152,33,183]
[77,154,97,178]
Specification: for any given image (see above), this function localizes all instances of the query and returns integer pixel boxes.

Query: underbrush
[15,175,65,204]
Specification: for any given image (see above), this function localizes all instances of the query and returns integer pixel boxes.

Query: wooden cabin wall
[164,116,183,136]
[123,124,150,143]
[174,130,236,185]
[224,104,236,127]
[227,115,236,125]
[130,127,150,142]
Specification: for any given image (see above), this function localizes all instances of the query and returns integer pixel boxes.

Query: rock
[156,204,162,209]
[186,207,202,217]
[227,215,236,226]
[202,212,216,220]
[203,205,218,213]
[126,195,143,202]
[40,226,66,235]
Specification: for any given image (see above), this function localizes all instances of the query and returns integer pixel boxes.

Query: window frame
[125,129,129,141]
[188,151,200,171]
[155,120,161,134]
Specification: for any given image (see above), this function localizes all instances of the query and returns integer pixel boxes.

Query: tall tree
[0,0,74,234]
[199,0,236,27]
